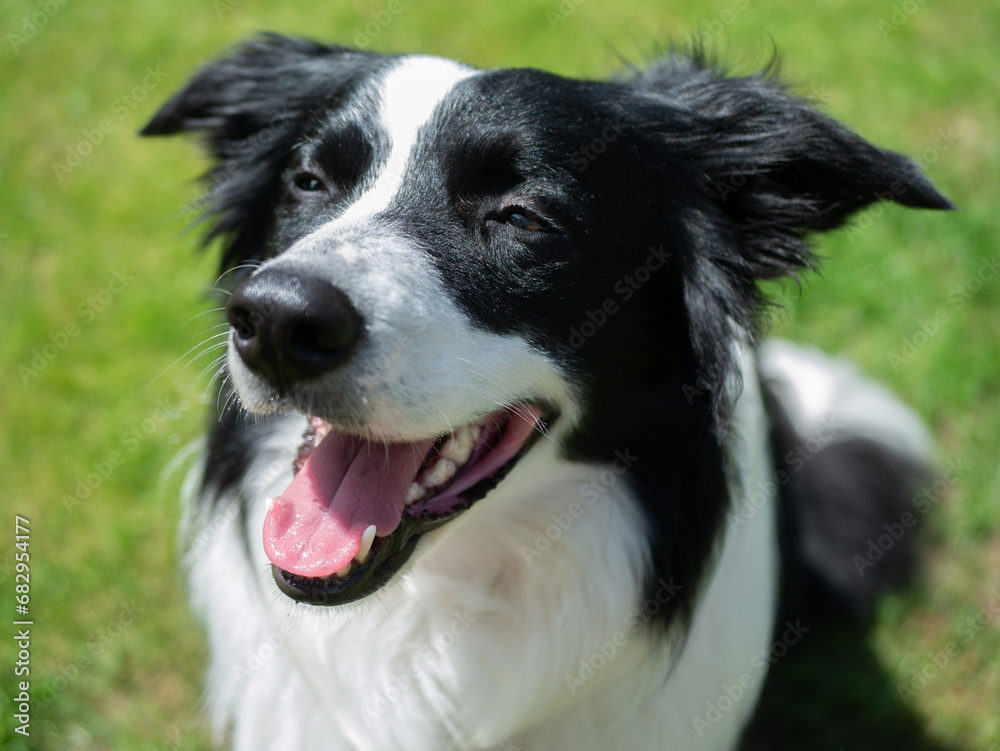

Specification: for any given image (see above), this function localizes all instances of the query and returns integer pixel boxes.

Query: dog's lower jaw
[184,358,778,751]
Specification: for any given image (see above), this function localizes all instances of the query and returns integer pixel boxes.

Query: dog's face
[144,35,951,610]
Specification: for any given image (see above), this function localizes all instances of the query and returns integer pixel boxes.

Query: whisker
[215,261,262,289]
[191,353,230,393]
[216,376,240,422]
[181,309,228,331]
[453,357,563,449]
[139,330,231,394]
[436,407,455,437]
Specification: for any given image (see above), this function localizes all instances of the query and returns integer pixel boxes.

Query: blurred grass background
[0,0,996,749]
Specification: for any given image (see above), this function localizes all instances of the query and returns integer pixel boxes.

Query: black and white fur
[144,35,952,750]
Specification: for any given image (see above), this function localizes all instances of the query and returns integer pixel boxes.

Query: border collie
[143,34,952,750]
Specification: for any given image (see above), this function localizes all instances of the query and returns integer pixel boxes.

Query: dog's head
[144,35,951,609]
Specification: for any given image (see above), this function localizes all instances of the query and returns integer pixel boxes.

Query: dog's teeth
[423,458,457,488]
[440,431,475,465]
[266,497,275,512]
[310,417,331,448]
[405,483,426,504]
[404,424,484,507]
[355,525,376,565]
[334,561,353,578]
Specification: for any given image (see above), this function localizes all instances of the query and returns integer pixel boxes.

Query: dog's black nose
[226,269,362,387]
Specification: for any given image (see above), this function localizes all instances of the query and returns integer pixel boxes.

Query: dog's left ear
[632,56,955,281]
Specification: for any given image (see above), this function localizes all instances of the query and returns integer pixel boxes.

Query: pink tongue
[263,431,435,577]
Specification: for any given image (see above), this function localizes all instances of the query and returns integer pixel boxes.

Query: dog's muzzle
[221,267,549,607]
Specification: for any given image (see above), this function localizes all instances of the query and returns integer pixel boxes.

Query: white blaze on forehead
[336,55,475,226]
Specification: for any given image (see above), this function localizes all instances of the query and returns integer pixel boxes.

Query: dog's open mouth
[264,405,546,605]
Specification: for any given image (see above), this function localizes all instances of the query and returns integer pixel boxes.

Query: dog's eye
[292,171,326,192]
[504,211,548,232]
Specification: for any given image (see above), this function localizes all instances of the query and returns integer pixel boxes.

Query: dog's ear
[626,54,954,433]
[141,33,365,149]
[141,34,374,272]
[632,54,954,281]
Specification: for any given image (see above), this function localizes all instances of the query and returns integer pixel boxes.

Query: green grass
[1,1,997,748]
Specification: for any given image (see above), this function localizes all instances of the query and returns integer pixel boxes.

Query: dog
[143,34,952,750]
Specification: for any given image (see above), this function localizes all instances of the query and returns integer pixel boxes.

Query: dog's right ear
[141,33,365,150]
[141,34,373,272]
